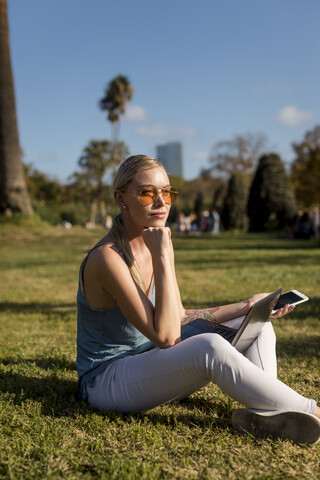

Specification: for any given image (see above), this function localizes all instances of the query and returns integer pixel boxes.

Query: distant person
[211,209,220,235]
[189,212,198,232]
[105,215,113,230]
[199,210,211,232]
[184,213,192,233]
[175,212,186,233]
[76,155,320,445]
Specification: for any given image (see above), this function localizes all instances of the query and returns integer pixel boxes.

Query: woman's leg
[181,317,278,376]
[87,333,316,414]
[181,316,278,376]
[242,321,277,377]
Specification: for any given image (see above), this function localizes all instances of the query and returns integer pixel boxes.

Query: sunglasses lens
[169,189,178,204]
[139,190,155,205]
[163,189,178,204]
[138,188,179,205]
[162,191,172,204]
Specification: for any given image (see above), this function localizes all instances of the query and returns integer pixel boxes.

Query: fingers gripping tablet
[271,289,309,314]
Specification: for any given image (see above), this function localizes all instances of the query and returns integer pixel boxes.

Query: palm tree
[99,75,134,171]
[70,139,128,226]
[0,0,33,215]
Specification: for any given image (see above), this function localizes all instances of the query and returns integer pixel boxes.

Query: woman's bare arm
[182,301,249,326]
[142,227,182,346]
[182,293,295,326]
[85,228,183,349]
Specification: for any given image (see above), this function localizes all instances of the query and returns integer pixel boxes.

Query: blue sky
[8,0,320,181]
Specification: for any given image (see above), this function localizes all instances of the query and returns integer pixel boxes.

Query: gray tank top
[76,242,155,400]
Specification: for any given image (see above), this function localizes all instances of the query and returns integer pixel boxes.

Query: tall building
[156,142,183,178]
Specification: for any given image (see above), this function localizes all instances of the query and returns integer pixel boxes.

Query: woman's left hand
[269,303,295,319]
[245,293,295,319]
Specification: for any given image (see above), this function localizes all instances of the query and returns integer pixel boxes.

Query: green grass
[0,225,319,479]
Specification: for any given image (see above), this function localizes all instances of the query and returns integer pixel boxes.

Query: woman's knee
[187,333,240,382]
[260,321,276,343]
[263,320,275,332]
[188,332,235,362]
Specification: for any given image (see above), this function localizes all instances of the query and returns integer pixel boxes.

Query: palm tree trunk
[111,120,121,178]
[0,0,33,215]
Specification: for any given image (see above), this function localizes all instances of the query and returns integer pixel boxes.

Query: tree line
[194,127,320,233]
[21,124,319,234]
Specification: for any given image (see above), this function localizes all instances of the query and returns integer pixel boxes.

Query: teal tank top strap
[79,242,127,293]
[90,242,126,260]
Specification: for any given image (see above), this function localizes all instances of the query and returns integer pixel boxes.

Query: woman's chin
[147,215,168,227]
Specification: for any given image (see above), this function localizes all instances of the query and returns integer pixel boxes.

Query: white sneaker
[231,409,320,445]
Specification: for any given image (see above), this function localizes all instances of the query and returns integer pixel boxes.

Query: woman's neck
[121,215,147,255]
[129,234,149,258]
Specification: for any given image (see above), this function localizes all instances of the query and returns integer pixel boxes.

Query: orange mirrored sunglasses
[123,187,179,205]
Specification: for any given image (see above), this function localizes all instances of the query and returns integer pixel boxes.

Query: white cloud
[275,105,315,127]
[135,123,196,139]
[124,105,147,122]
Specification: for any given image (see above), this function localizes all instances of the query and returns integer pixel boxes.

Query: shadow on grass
[0,355,77,371]
[0,370,79,416]
[276,335,320,359]
[1,331,318,431]
[0,301,76,317]
[0,368,233,433]
[87,393,234,431]
[0,355,79,417]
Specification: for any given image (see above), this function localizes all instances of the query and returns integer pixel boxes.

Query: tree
[211,180,227,213]
[0,0,33,215]
[248,153,296,232]
[222,172,249,230]
[69,140,128,226]
[24,164,62,204]
[291,125,320,207]
[209,132,268,179]
[194,192,204,227]
[99,75,134,172]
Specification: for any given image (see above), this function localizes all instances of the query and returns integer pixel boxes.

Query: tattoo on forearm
[182,307,220,325]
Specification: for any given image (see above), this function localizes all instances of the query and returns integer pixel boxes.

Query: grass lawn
[0,224,319,479]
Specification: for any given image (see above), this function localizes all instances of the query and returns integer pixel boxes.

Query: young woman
[77,155,320,445]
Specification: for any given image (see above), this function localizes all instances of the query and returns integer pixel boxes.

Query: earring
[122,204,127,209]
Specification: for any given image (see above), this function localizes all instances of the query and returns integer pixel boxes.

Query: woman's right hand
[142,227,172,257]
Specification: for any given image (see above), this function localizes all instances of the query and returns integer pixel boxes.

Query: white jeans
[87,321,316,414]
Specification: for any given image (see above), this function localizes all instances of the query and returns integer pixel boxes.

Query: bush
[31,201,98,226]
[248,153,296,231]
[222,173,249,230]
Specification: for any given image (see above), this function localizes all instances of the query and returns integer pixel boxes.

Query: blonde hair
[110,155,164,289]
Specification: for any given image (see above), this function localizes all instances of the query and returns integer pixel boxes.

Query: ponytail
[109,214,145,290]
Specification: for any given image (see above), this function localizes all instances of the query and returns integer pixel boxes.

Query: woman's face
[122,166,172,229]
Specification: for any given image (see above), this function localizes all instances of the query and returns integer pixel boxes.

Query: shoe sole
[231,409,320,445]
